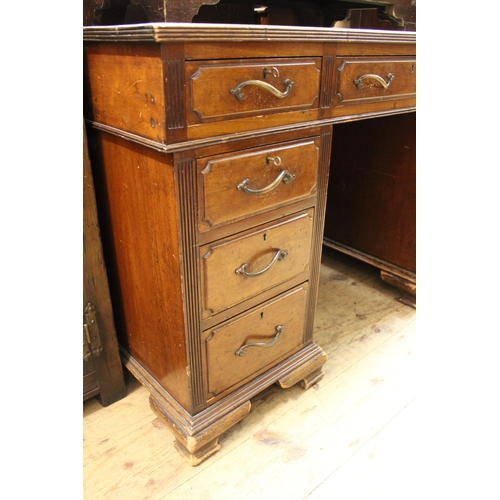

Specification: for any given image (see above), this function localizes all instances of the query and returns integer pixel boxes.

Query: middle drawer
[200,208,314,319]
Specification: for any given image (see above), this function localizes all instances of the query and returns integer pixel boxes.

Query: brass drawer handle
[235,325,285,356]
[353,73,394,90]
[235,249,288,277]
[237,168,296,195]
[230,78,294,100]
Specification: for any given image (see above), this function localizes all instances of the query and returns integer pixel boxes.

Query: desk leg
[277,349,328,390]
[149,395,252,467]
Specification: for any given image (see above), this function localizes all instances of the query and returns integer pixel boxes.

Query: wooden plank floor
[83,248,416,499]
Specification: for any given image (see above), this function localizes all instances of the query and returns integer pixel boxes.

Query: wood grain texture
[83,34,416,147]
[335,41,416,57]
[83,249,416,499]
[186,108,321,141]
[331,43,416,117]
[83,23,416,45]
[380,270,416,307]
[90,132,192,411]
[83,24,416,465]
[83,0,221,25]
[335,57,416,104]
[83,0,416,29]
[197,137,319,232]
[161,43,188,145]
[200,209,314,318]
[303,126,333,345]
[174,151,206,412]
[324,112,416,275]
[138,0,220,23]
[203,284,309,399]
[84,43,165,143]
[149,396,251,467]
[184,41,324,60]
[186,57,321,124]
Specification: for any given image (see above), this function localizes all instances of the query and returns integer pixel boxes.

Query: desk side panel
[84,43,167,143]
[89,131,192,410]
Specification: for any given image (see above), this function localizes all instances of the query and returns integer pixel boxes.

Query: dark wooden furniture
[84,119,127,406]
[83,0,415,30]
[84,22,415,464]
[82,1,417,306]
[322,1,416,307]
[323,112,416,306]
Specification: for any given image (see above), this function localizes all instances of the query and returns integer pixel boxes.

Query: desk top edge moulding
[83,5,416,465]
[82,22,416,42]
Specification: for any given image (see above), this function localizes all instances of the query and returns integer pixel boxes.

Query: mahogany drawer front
[186,58,321,124]
[200,209,314,318]
[198,138,319,232]
[203,283,309,399]
[335,57,416,105]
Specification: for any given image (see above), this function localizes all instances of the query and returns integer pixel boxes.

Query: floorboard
[83,248,417,499]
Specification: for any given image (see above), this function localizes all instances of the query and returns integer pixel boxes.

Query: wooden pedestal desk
[83,23,416,465]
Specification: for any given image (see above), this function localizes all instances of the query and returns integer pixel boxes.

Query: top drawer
[335,57,416,105]
[186,58,321,124]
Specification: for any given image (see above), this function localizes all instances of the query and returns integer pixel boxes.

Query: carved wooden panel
[83,0,221,25]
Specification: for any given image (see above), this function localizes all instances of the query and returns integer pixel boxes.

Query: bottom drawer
[202,283,309,400]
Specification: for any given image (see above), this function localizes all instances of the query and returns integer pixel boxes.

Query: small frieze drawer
[186,58,321,124]
[200,209,314,318]
[335,57,416,104]
[202,283,309,399]
[197,138,319,232]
